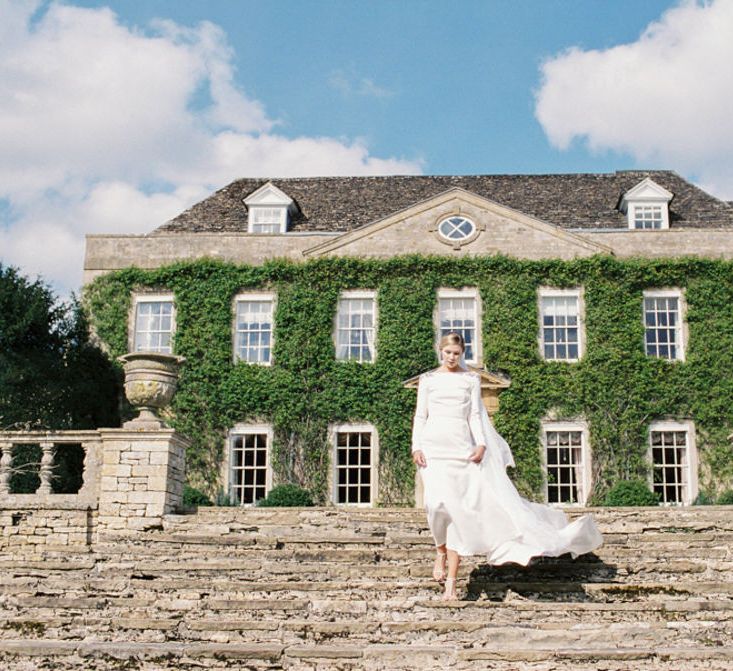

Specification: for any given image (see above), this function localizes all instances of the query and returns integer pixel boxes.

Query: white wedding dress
[412,369,603,565]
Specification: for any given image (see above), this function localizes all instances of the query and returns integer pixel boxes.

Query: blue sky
[73,0,674,175]
[1,0,732,294]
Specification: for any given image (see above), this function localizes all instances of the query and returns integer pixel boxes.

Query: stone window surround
[128,291,176,354]
[429,211,486,249]
[647,419,698,506]
[232,291,276,366]
[642,288,687,362]
[540,420,592,507]
[328,422,379,508]
[537,286,585,363]
[333,289,378,363]
[435,286,482,366]
[223,423,274,507]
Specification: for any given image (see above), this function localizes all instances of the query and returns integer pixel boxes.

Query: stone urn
[118,353,186,428]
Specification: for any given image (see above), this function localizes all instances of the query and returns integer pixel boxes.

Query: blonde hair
[438,332,465,352]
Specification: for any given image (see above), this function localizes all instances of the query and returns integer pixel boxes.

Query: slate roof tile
[154,171,733,234]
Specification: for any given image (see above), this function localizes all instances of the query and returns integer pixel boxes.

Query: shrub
[182,484,213,507]
[717,490,733,505]
[603,480,660,507]
[257,483,314,507]
[693,491,716,505]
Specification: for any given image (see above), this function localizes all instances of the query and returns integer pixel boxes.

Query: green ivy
[84,255,733,505]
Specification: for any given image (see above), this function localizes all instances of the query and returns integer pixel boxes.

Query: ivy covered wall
[85,255,733,505]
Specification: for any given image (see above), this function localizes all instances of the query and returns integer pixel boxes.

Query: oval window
[438,216,476,242]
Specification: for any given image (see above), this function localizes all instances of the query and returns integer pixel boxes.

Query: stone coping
[0,496,98,511]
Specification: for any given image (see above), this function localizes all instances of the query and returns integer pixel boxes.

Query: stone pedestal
[97,425,190,532]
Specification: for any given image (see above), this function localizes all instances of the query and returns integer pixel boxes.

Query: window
[633,205,663,230]
[244,182,295,234]
[539,288,583,362]
[437,288,481,365]
[331,424,377,506]
[229,425,272,505]
[249,207,285,234]
[643,290,685,361]
[542,423,590,505]
[438,216,476,242]
[620,177,672,230]
[335,291,376,362]
[649,421,697,505]
[234,293,274,364]
[132,294,175,353]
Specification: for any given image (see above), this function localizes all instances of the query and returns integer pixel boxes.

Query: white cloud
[328,70,393,99]
[0,1,421,295]
[535,0,733,199]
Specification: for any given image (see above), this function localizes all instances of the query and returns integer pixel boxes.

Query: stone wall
[0,427,190,547]
[97,427,189,533]
[0,505,96,551]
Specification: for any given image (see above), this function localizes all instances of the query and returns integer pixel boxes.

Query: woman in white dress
[412,332,603,600]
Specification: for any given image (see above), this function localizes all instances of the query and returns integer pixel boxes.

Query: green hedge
[84,255,733,505]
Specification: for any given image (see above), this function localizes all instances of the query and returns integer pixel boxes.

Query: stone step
[100,528,733,546]
[1,613,731,648]
[3,598,732,630]
[1,639,733,671]
[3,581,732,617]
[1,559,730,599]
[169,505,733,530]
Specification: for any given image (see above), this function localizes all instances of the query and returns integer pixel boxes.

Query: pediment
[303,187,612,259]
[403,365,510,390]
[244,182,295,207]
[619,178,673,212]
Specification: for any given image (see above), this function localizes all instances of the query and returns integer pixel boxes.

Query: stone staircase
[1,506,732,670]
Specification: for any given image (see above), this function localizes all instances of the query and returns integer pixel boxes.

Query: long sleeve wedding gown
[412,369,603,565]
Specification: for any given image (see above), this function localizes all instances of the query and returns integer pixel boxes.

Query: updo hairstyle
[438,332,465,352]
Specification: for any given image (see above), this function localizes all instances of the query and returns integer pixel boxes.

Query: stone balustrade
[0,425,189,549]
[0,431,102,505]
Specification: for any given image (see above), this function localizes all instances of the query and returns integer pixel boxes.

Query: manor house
[84,171,733,507]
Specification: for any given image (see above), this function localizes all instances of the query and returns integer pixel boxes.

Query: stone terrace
[1,506,732,670]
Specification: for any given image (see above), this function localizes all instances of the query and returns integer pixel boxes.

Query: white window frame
[244,182,294,234]
[226,423,274,506]
[232,292,276,365]
[541,421,591,507]
[538,287,585,363]
[435,287,482,366]
[648,420,698,506]
[129,292,176,354]
[620,177,672,230]
[632,204,666,230]
[248,206,288,234]
[642,289,686,362]
[329,422,379,507]
[334,290,377,363]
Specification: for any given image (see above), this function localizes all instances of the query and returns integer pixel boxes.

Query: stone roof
[155,171,733,234]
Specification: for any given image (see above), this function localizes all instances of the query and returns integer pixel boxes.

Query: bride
[412,332,603,600]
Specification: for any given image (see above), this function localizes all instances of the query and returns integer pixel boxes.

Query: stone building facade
[83,171,733,507]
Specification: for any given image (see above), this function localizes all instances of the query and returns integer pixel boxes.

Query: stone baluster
[0,443,12,495]
[37,442,55,495]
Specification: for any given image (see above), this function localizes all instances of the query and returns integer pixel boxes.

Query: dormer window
[250,207,286,233]
[619,178,673,230]
[244,182,297,234]
[632,204,664,229]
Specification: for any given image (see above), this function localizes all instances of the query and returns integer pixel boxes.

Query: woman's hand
[412,450,427,468]
[469,445,486,463]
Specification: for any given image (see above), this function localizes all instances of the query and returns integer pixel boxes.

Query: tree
[0,264,120,431]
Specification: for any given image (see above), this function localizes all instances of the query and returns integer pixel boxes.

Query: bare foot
[432,551,447,582]
[442,577,458,600]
